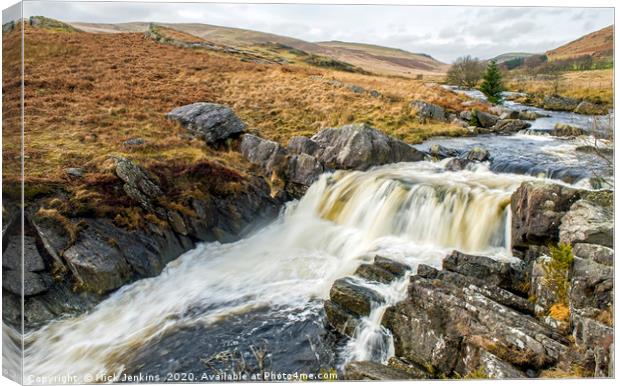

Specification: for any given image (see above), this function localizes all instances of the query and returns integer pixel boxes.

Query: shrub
[446,55,484,88]
[543,242,574,316]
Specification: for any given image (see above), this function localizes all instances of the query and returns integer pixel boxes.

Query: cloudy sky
[22,1,614,62]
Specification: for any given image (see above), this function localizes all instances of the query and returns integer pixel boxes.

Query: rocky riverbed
[3,92,614,381]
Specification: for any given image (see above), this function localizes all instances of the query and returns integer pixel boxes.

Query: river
[18,90,613,383]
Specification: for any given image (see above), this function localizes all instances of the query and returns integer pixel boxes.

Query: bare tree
[446,55,485,88]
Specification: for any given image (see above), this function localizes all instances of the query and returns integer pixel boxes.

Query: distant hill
[492,52,536,63]
[546,25,613,60]
[70,21,447,76]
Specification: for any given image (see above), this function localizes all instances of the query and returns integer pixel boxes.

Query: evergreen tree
[480,60,504,104]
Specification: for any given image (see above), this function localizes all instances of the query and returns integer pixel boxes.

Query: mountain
[69,21,447,76]
[546,25,613,60]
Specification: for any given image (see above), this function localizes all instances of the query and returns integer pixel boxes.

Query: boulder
[311,123,425,170]
[574,101,607,115]
[112,156,163,214]
[510,181,581,248]
[428,144,459,160]
[287,136,319,156]
[463,146,490,162]
[411,100,447,122]
[442,251,524,294]
[559,191,613,248]
[474,110,499,128]
[491,119,531,134]
[284,153,324,186]
[64,167,84,178]
[551,123,586,137]
[572,243,613,266]
[459,111,473,122]
[2,236,45,272]
[518,111,543,120]
[345,361,413,380]
[543,96,580,111]
[569,256,613,321]
[354,256,411,284]
[2,270,50,296]
[239,134,287,175]
[166,102,246,144]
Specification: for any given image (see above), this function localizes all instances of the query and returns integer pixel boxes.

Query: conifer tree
[480,60,504,104]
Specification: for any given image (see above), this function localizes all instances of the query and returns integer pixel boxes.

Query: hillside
[546,25,613,60]
[69,21,447,76]
[492,52,535,63]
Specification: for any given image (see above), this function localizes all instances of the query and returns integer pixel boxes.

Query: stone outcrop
[574,101,608,115]
[311,123,426,170]
[543,95,580,112]
[324,256,410,337]
[510,181,581,248]
[473,110,499,128]
[411,100,447,123]
[551,123,586,137]
[240,124,425,196]
[491,119,531,134]
[559,191,613,248]
[167,102,246,145]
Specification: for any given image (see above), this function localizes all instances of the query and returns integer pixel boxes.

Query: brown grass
[505,69,613,105]
[546,25,613,60]
[4,26,472,185]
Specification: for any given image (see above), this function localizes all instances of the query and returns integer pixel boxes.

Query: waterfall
[22,160,531,383]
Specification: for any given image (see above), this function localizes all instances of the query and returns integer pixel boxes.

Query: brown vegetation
[546,25,613,60]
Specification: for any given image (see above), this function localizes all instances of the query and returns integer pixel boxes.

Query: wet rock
[572,243,613,266]
[284,153,324,186]
[474,110,499,128]
[2,236,45,272]
[166,102,246,144]
[324,299,360,337]
[383,270,568,377]
[559,191,613,248]
[63,225,133,293]
[354,256,411,284]
[311,123,425,170]
[287,136,319,156]
[574,101,608,115]
[551,123,586,137]
[511,181,581,248]
[463,146,490,162]
[329,277,384,317]
[240,134,288,174]
[489,106,519,120]
[64,167,84,178]
[518,111,544,120]
[429,144,459,160]
[2,270,50,296]
[345,361,413,380]
[543,95,580,112]
[411,100,447,123]
[491,119,531,134]
[443,251,523,295]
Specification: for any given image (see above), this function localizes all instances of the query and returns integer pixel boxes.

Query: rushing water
[18,90,613,383]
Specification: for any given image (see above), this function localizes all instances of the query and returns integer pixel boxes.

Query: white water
[23,160,539,383]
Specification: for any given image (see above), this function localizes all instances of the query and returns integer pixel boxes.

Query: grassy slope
[70,21,447,76]
[546,25,613,60]
[3,25,476,209]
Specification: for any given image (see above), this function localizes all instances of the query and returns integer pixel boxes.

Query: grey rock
[511,181,581,248]
[2,270,50,296]
[491,119,531,134]
[123,138,146,147]
[530,256,557,313]
[463,146,490,162]
[543,95,580,111]
[411,100,447,122]
[329,277,384,317]
[3,236,46,272]
[443,250,523,294]
[459,110,473,122]
[287,136,319,156]
[324,300,359,337]
[572,243,613,266]
[574,101,607,115]
[284,153,324,186]
[240,134,287,175]
[354,256,411,284]
[311,123,425,170]
[551,123,586,137]
[429,144,459,160]
[474,110,499,128]
[559,192,613,247]
[64,167,84,177]
[344,361,413,380]
[347,84,366,94]
[166,102,246,144]
[569,256,613,320]
[369,90,382,98]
